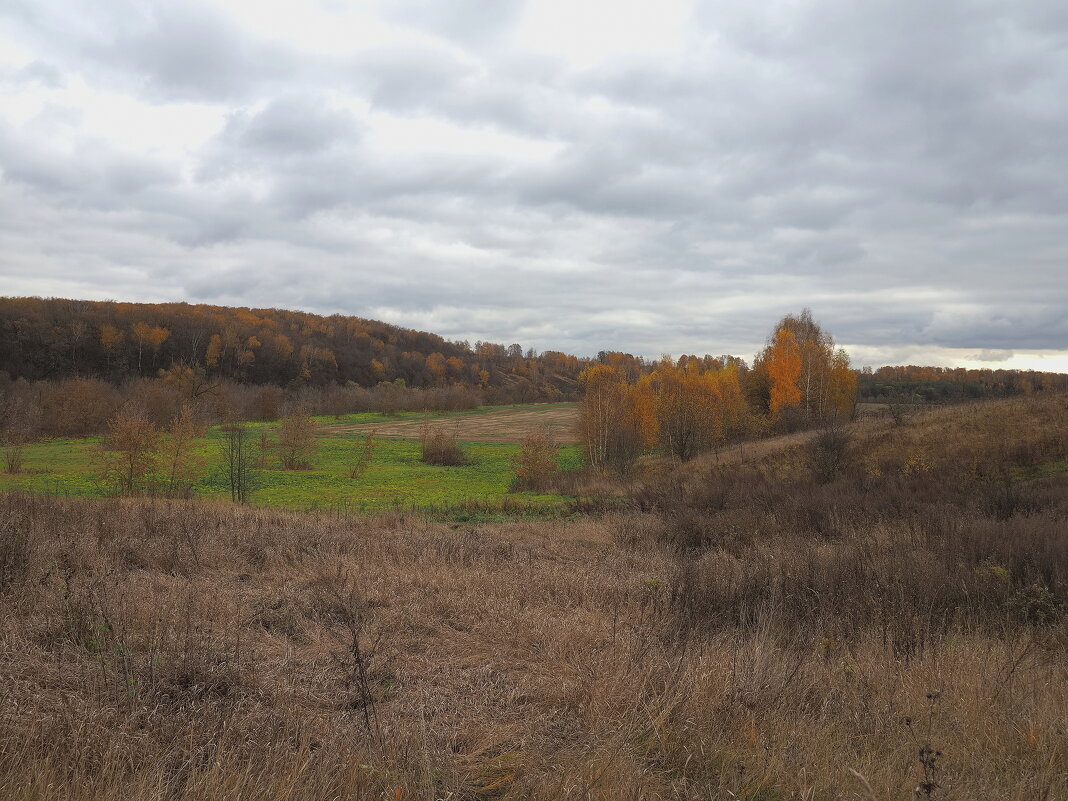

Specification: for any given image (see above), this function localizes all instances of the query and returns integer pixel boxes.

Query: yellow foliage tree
[577,365,644,473]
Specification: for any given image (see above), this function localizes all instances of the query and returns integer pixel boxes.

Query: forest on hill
[2,297,1067,445]
[0,297,587,400]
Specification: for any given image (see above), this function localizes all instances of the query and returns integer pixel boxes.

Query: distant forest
[1,297,1066,442]
[0,297,589,402]
[858,364,1068,402]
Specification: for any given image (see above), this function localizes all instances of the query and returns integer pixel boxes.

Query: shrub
[809,426,852,484]
[509,427,559,492]
[3,445,24,475]
[348,429,378,479]
[1008,583,1065,625]
[277,412,317,470]
[420,426,468,466]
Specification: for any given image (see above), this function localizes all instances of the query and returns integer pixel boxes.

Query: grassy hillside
[1,393,1066,798]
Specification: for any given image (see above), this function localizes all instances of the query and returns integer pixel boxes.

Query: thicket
[508,427,560,492]
[0,372,481,440]
[625,394,1068,632]
[859,364,1068,403]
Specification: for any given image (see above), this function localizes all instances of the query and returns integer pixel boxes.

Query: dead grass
[327,403,579,443]
[1,393,1067,799]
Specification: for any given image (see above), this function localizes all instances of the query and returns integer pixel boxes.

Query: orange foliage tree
[767,328,802,417]
[638,359,750,462]
[760,310,856,425]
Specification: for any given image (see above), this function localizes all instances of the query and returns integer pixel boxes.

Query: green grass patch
[0,407,584,519]
[1021,459,1068,482]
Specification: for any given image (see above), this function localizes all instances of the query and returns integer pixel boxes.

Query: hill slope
[0,297,586,400]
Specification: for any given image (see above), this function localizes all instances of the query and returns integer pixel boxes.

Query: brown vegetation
[508,427,560,492]
[576,311,855,471]
[0,373,484,441]
[0,297,588,401]
[348,429,379,480]
[161,406,207,497]
[0,393,1065,798]
[326,403,579,444]
[95,410,161,495]
[420,424,469,466]
[276,412,318,470]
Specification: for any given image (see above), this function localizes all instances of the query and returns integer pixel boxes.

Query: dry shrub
[1,491,1067,798]
[420,425,468,466]
[348,429,378,479]
[96,409,160,495]
[3,446,23,475]
[509,426,559,492]
[808,425,852,484]
[277,412,317,470]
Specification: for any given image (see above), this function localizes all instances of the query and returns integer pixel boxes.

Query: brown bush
[276,412,317,470]
[508,426,559,492]
[420,426,468,466]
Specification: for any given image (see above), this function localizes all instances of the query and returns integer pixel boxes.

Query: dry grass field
[1,394,1067,799]
[324,403,579,444]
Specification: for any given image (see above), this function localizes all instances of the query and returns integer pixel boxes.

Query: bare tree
[1,390,40,475]
[220,424,254,502]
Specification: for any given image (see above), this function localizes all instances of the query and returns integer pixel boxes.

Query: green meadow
[0,405,583,519]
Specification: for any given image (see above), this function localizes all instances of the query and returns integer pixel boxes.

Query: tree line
[577,311,859,470]
[859,364,1068,403]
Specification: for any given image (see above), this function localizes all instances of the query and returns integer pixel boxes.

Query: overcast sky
[1,0,1066,369]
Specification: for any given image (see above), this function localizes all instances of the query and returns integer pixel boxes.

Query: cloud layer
[1,0,1066,367]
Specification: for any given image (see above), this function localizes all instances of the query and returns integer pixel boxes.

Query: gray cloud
[1,0,1066,365]
[96,5,297,101]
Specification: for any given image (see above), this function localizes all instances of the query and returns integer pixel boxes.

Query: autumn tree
[1,389,40,474]
[638,359,750,462]
[98,410,160,494]
[577,365,644,473]
[509,426,559,492]
[131,322,170,374]
[205,334,224,369]
[158,363,217,403]
[767,327,803,417]
[760,310,858,426]
[826,348,858,422]
[99,324,125,370]
[642,361,716,462]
